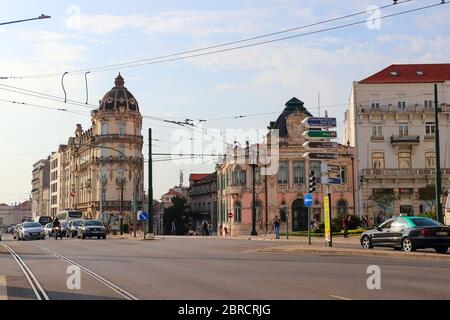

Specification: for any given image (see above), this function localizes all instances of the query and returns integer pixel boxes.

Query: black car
[361,216,450,254]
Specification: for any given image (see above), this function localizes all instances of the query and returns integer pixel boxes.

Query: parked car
[361,216,450,254]
[13,224,22,240]
[43,223,53,237]
[7,224,16,234]
[0,227,2,241]
[61,221,69,237]
[17,222,45,241]
[67,219,83,238]
[77,220,106,240]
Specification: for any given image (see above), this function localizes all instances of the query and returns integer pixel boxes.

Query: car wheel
[435,247,448,254]
[361,236,373,249]
[402,237,415,252]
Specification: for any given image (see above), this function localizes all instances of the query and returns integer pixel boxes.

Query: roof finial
[115,73,125,87]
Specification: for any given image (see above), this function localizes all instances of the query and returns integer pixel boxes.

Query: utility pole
[148,128,153,235]
[120,178,124,235]
[434,84,443,224]
[250,142,258,236]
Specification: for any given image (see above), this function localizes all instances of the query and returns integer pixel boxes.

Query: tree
[163,197,188,235]
[418,185,436,212]
[369,189,398,215]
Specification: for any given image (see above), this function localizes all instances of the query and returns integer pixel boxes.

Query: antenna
[179,170,184,187]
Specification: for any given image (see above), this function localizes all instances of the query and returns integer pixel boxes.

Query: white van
[445,196,450,226]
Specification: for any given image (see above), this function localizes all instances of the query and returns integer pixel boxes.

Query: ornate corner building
[37,74,144,220]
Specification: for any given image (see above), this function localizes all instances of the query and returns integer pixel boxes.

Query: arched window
[337,199,348,215]
[234,202,242,222]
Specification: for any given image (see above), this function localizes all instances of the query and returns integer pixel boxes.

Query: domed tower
[89,74,144,220]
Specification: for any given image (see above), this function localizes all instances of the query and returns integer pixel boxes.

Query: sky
[0,0,449,204]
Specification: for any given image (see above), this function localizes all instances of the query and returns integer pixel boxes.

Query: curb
[252,246,450,261]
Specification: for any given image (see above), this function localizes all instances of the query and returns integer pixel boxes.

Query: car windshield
[23,222,41,228]
[46,224,52,228]
[73,221,82,226]
[410,218,442,227]
[84,220,103,226]
[62,222,68,227]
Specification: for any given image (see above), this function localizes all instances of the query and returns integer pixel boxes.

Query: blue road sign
[304,194,314,208]
[303,117,337,128]
[327,178,342,185]
[139,211,149,222]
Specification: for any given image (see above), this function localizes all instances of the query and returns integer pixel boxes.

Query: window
[310,161,321,179]
[372,152,385,169]
[277,161,289,184]
[234,202,242,223]
[118,122,126,135]
[119,145,126,159]
[397,95,406,109]
[340,166,347,183]
[425,152,436,169]
[372,123,383,138]
[233,166,246,186]
[101,123,109,135]
[399,122,409,137]
[370,94,380,109]
[254,167,260,184]
[293,161,305,184]
[399,152,411,169]
[118,166,125,179]
[101,167,107,184]
[100,144,108,158]
[424,94,433,108]
[337,200,348,215]
[425,122,435,136]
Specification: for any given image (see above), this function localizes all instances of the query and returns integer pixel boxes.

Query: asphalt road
[1,234,450,300]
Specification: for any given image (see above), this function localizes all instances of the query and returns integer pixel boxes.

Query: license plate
[436,232,448,236]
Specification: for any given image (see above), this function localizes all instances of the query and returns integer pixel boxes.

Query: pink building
[217,98,355,236]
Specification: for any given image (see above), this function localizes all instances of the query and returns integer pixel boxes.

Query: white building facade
[345,64,450,225]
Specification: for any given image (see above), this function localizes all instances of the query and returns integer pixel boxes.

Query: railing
[94,134,143,144]
[363,168,450,176]
[371,136,385,141]
[359,104,449,114]
[424,135,435,141]
[390,135,420,144]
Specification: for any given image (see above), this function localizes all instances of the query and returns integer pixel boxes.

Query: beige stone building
[34,74,144,221]
[344,64,450,224]
[31,157,50,218]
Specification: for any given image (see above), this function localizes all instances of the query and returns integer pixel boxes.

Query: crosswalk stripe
[0,275,7,300]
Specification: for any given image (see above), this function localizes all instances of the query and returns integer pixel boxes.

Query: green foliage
[370,189,398,213]
[163,196,188,235]
[419,211,437,221]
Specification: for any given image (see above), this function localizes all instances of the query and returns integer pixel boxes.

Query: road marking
[40,246,139,300]
[0,275,7,300]
[330,294,352,300]
[0,243,49,300]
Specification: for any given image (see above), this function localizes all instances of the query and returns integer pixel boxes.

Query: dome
[270,97,312,137]
[99,73,139,112]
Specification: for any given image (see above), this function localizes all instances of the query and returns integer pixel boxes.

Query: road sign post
[302,117,337,128]
[304,194,313,245]
[324,194,332,247]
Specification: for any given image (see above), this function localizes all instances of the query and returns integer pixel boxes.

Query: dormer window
[390,71,398,77]
[417,71,424,76]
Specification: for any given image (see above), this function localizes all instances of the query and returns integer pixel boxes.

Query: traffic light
[309,171,316,193]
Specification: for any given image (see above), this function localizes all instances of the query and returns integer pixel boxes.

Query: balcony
[371,136,385,142]
[363,168,450,178]
[390,135,420,145]
[94,134,144,144]
[225,185,245,194]
[359,104,449,114]
[424,135,435,141]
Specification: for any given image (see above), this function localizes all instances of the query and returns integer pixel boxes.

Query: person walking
[218,223,223,237]
[202,220,209,237]
[273,216,281,239]
[171,221,176,235]
[342,214,350,238]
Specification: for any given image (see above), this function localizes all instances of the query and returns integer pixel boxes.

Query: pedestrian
[224,227,229,236]
[273,216,281,239]
[202,221,209,237]
[171,221,176,235]
[257,218,264,234]
[342,214,350,238]
[219,223,223,237]
[208,222,212,236]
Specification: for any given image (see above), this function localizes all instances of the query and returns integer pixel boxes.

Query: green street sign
[302,131,337,139]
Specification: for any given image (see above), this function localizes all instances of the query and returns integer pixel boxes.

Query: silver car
[18,222,45,241]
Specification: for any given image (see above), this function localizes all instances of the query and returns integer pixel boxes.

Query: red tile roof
[163,190,184,198]
[190,174,210,183]
[360,64,450,84]
[0,203,9,207]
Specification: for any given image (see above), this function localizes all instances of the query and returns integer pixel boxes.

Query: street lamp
[248,142,259,236]
[0,14,51,26]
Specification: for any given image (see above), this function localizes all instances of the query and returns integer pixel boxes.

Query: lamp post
[249,142,259,236]
[0,14,51,26]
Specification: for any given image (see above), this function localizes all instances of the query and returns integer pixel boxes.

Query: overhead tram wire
[0,98,91,117]
[0,0,416,80]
